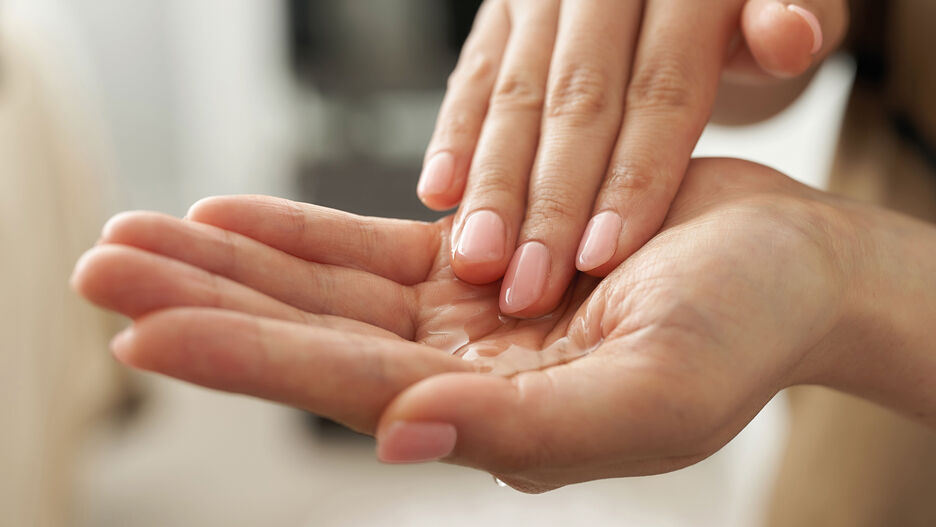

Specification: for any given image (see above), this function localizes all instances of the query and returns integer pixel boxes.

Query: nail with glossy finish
[455,210,506,263]
[377,422,457,463]
[576,211,623,272]
[787,4,823,55]
[500,241,549,314]
[417,152,456,198]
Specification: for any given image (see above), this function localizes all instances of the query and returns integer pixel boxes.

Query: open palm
[73,159,851,491]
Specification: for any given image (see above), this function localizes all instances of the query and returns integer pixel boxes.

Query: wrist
[807,199,936,424]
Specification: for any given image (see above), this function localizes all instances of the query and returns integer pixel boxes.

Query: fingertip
[743,1,821,78]
[575,211,623,273]
[451,209,511,285]
[185,196,221,221]
[417,152,466,211]
[580,206,666,277]
[69,245,125,303]
[100,211,139,242]
[787,5,823,55]
[376,421,458,464]
[70,248,97,295]
[109,326,136,365]
[378,373,534,471]
[498,241,549,316]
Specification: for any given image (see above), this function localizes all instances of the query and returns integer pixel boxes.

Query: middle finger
[500,0,643,316]
[449,0,560,285]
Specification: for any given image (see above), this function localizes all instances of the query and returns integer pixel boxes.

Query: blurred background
[0,0,859,526]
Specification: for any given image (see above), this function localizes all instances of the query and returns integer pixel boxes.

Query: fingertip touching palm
[419,0,849,320]
[73,159,854,491]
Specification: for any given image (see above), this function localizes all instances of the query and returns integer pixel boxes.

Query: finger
[377,338,750,490]
[449,0,560,285]
[97,210,415,336]
[72,244,412,338]
[577,1,736,276]
[418,0,510,210]
[112,308,473,434]
[497,1,642,317]
[726,0,849,81]
[186,195,438,286]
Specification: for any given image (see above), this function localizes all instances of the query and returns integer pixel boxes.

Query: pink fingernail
[455,210,506,263]
[109,327,134,361]
[377,421,457,463]
[417,152,456,197]
[787,5,823,55]
[500,241,549,314]
[576,211,623,272]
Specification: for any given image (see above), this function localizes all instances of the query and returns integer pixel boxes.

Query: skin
[423,0,850,318]
[72,158,935,493]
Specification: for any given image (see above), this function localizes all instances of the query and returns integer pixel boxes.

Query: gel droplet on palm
[456,335,601,376]
[454,314,601,377]
[415,276,602,376]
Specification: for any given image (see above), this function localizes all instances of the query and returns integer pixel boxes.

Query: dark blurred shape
[847,0,890,86]
[302,413,373,442]
[299,158,446,222]
[448,0,485,51]
[288,0,480,94]
[288,0,481,227]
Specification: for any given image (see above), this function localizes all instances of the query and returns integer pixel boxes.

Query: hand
[418,0,849,318]
[73,158,883,491]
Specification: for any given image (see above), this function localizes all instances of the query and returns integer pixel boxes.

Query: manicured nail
[787,5,823,55]
[455,210,506,263]
[109,327,134,361]
[500,241,549,314]
[417,152,456,198]
[377,421,457,463]
[576,211,623,272]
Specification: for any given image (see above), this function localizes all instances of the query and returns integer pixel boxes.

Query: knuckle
[627,57,698,113]
[526,188,579,225]
[278,199,308,236]
[437,109,476,143]
[491,71,546,112]
[447,52,497,90]
[469,166,525,201]
[546,63,613,120]
[606,161,663,195]
[215,228,240,278]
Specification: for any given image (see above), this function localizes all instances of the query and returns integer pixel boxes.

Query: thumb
[728,0,849,80]
[374,357,723,492]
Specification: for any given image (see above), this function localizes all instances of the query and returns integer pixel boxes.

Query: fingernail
[110,327,134,361]
[576,211,623,272]
[377,421,457,464]
[417,152,456,198]
[455,210,506,263]
[787,5,823,55]
[500,241,549,314]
